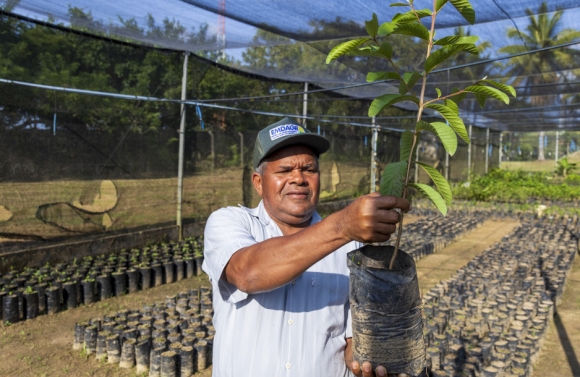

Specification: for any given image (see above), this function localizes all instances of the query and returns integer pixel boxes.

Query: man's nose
[289,169,306,184]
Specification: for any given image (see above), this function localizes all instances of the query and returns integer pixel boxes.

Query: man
[203,117,410,377]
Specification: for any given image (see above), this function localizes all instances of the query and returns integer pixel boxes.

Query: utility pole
[467,124,472,181]
[176,52,189,240]
[485,127,490,174]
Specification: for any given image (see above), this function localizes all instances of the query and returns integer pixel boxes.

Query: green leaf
[369,94,419,117]
[481,79,517,97]
[400,130,415,161]
[416,121,458,156]
[435,88,441,98]
[392,23,430,40]
[424,44,477,73]
[433,35,479,45]
[474,93,487,108]
[399,71,423,94]
[326,38,370,64]
[435,0,449,11]
[378,22,397,36]
[464,85,510,104]
[416,162,452,205]
[380,161,407,197]
[450,87,467,102]
[365,13,379,38]
[349,42,392,59]
[393,9,432,24]
[390,2,410,6]
[449,0,476,24]
[366,71,401,82]
[426,103,469,143]
[444,99,459,114]
[410,183,448,216]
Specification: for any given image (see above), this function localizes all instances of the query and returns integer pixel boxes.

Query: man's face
[253,145,320,227]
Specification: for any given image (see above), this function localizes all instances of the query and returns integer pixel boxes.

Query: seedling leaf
[464,85,510,104]
[424,44,478,73]
[369,94,419,117]
[444,99,459,114]
[435,0,449,12]
[367,71,401,82]
[380,161,407,197]
[416,162,452,205]
[393,9,432,24]
[378,22,397,36]
[426,104,469,143]
[400,130,415,161]
[449,0,476,24]
[481,79,517,97]
[399,71,423,94]
[416,121,458,156]
[433,35,479,45]
[326,38,370,64]
[409,183,448,216]
[392,23,430,40]
[365,13,379,38]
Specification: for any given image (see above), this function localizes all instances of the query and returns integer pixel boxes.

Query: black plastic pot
[119,338,136,368]
[184,259,195,279]
[135,338,150,374]
[81,279,95,305]
[3,294,20,324]
[112,271,127,297]
[160,350,177,377]
[23,291,39,319]
[194,340,208,372]
[97,275,112,301]
[194,256,204,276]
[139,267,151,290]
[62,281,77,309]
[152,264,164,287]
[163,262,175,284]
[126,269,139,294]
[347,245,425,376]
[45,286,61,314]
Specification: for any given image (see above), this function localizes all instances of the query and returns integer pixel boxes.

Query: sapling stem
[390,0,438,269]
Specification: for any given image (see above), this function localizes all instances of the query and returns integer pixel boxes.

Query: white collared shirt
[202,200,359,377]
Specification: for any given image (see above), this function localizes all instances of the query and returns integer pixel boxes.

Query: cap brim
[261,133,330,163]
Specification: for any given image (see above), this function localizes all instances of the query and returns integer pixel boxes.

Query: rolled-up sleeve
[202,208,258,304]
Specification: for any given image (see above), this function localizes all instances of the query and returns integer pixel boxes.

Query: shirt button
[291,280,296,285]
[286,362,291,369]
[288,319,293,325]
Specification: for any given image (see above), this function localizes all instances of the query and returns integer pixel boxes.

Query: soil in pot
[347,245,425,376]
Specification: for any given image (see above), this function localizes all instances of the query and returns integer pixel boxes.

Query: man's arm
[223,193,410,294]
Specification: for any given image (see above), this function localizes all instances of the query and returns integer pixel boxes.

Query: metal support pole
[555,130,559,164]
[485,127,490,174]
[238,132,244,167]
[302,82,308,127]
[176,52,189,241]
[499,132,503,169]
[370,117,378,193]
[444,69,450,181]
[467,124,472,181]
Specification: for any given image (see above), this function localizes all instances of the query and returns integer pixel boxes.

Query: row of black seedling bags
[74,286,214,377]
[0,236,204,325]
[385,211,486,262]
[419,218,577,377]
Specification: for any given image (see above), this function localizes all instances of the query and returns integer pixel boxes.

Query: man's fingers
[376,365,387,376]
[362,361,373,377]
[350,360,362,376]
[374,195,411,212]
[374,209,403,225]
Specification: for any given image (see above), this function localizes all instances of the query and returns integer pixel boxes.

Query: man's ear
[252,172,263,196]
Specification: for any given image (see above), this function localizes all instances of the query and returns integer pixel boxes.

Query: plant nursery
[1,0,580,376]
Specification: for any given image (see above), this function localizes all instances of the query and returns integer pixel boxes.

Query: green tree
[499,2,580,160]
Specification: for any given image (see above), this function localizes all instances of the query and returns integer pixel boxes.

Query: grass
[501,151,580,172]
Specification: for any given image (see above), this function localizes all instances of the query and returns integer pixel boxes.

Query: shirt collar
[239,200,321,227]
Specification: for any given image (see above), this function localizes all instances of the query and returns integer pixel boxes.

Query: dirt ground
[1,218,578,377]
[0,275,213,377]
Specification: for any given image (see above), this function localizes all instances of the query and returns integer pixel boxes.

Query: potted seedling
[22,285,39,319]
[326,0,515,375]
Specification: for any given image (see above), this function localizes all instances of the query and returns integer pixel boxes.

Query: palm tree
[499,2,580,160]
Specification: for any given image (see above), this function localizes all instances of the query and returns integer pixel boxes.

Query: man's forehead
[266,145,318,162]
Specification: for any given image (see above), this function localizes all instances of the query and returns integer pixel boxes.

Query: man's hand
[346,338,410,377]
[337,193,411,244]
